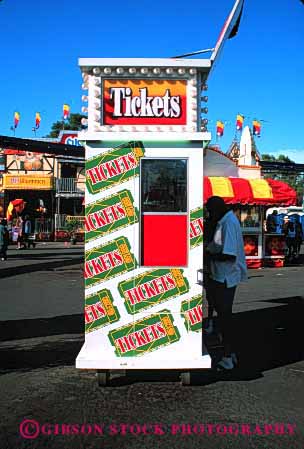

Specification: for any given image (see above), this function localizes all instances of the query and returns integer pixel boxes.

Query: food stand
[203,163,297,268]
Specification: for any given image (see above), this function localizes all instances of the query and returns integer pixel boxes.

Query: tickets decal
[85,189,138,243]
[86,141,145,195]
[118,269,189,315]
[190,207,204,248]
[108,309,180,357]
[180,294,203,332]
[84,236,137,288]
[85,289,120,333]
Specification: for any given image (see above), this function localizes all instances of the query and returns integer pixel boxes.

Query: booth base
[76,343,212,370]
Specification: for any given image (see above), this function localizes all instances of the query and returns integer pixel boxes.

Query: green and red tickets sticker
[180,294,203,332]
[84,236,137,288]
[190,207,204,248]
[108,309,180,357]
[85,289,120,333]
[118,269,189,315]
[86,141,145,194]
[85,189,138,243]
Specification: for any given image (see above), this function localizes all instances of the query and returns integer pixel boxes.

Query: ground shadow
[1,296,304,383]
[0,257,83,278]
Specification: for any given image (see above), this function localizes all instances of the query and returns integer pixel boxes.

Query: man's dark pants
[209,278,237,357]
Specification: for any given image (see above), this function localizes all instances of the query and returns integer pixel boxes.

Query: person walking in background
[23,215,35,249]
[283,216,296,261]
[266,210,278,233]
[206,196,247,371]
[16,216,25,249]
[295,218,303,259]
[0,218,9,261]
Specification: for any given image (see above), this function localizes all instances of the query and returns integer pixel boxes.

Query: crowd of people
[266,210,303,261]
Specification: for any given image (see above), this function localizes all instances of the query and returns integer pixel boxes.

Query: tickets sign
[190,207,204,248]
[108,310,180,357]
[85,189,138,243]
[86,141,145,195]
[118,269,189,315]
[84,236,137,288]
[85,289,120,333]
[103,79,187,125]
[180,294,203,332]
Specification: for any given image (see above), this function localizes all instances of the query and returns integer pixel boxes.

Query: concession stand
[204,144,297,268]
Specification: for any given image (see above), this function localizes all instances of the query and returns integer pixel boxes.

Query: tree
[261,153,304,205]
[46,113,86,138]
[261,153,293,163]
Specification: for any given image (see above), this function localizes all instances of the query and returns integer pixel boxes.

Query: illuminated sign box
[103,79,187,126]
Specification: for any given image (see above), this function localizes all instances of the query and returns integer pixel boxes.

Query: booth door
[140,158,188,267]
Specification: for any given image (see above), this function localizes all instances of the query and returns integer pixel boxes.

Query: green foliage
[261,153,293,163]
[46,113,86,138]
[66,218,81,233]
[261,153,304,205]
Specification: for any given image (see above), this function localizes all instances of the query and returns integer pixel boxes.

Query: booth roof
[204,177,297,206]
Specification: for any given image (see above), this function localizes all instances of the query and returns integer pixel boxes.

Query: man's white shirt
[208,210,247,288]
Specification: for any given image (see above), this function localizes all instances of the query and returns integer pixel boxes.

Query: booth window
[141,158,188,266]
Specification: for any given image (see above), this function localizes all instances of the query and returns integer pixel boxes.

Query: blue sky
[0,0,303,161]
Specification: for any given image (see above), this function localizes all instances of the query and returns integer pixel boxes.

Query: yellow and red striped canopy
[204,177,296,206]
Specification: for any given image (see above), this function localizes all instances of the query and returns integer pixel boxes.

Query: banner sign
[85,289,120,333]
[180,294,203,332]
[84,236,137,288]
[86,141,145,195]
[108,309,181,357]
[103,79,187,125]
[3,174,53,190]
[85,189,138,242]
[118,268,189,315]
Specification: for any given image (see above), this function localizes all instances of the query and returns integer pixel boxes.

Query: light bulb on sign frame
[93,67,101,75]
[116,67,124,74]
[104,67,112,74]
[201,96,208,102]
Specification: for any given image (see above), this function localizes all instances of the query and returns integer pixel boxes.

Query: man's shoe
[216,356,234,371]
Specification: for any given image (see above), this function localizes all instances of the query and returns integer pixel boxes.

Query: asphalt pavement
[1,244,304,449]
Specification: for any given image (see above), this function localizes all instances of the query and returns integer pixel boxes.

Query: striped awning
[204,177,297,206]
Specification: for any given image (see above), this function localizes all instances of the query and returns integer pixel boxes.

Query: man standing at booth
[206,196,247,370]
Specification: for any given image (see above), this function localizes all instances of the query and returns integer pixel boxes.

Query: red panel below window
[142,215,188,266]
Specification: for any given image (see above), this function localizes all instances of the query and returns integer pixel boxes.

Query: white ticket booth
[76,0,244,385]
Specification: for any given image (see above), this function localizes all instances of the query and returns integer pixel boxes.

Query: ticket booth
[76,1,245,384]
